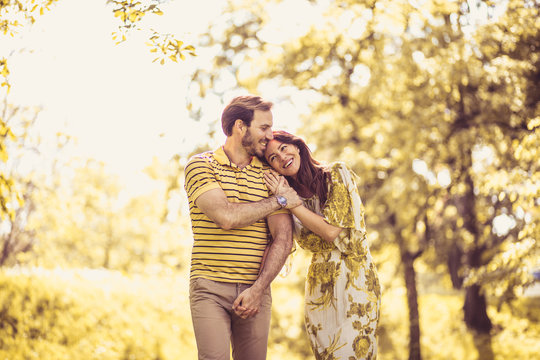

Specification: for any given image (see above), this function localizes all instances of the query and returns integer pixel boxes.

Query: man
[184,95,301,360]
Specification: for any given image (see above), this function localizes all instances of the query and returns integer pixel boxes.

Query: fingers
[233,289,261,319]
[264,172,279,184]
[233,305,259,319]
[233,294,248,316]
[264,172,281,195]
[263,173,276,186]
[233,296,249,319]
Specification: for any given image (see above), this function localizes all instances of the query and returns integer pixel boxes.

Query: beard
[242,130,264,157]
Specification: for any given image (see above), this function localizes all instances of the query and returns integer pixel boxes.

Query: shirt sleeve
[184,155,221,203]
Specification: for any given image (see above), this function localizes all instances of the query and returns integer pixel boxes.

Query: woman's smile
[265,139,301,177]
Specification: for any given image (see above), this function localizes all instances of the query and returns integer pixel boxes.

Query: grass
[0,267,539,359]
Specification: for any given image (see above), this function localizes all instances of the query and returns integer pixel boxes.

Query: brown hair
[221,95,273,136]
[270,130,331,205]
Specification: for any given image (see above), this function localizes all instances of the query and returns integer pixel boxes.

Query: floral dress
[294,162,381,360]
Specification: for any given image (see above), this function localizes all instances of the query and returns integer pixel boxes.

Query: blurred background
[0,0,538,359]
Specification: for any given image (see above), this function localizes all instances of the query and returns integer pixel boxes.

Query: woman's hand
[264,170,288,195]
[265,171,302,208]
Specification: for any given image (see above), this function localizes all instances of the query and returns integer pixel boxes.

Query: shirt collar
[214,146,264,169]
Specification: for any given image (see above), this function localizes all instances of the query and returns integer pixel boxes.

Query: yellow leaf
[527,117,540,130]
[154,10,163,15]
[128,12,138,22]
[160,58,165,65]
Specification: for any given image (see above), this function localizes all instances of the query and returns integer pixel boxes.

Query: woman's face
[264,139,301,177]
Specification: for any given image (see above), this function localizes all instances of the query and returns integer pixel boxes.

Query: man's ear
[233,119,246,135]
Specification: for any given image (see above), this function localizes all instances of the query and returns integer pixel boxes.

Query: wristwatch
[276,195,287,208]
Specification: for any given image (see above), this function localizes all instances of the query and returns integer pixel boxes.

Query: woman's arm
[264,171,342,243]
[290,205,342,243]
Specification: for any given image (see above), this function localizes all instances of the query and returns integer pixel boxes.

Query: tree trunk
[447,241,464,289]
[461,150,492,333]
[401,249,422,360]
[463,245,492,333]
[464,283,492,333]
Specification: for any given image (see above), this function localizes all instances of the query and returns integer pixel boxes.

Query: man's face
[242,110,273,157]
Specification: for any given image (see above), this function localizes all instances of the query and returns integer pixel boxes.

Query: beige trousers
[189,277,272,360]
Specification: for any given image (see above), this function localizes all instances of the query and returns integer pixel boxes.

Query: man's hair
[221,95,273,136]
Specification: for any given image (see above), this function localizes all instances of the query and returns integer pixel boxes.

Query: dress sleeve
[322,162,366,232]
[322,163,368,254]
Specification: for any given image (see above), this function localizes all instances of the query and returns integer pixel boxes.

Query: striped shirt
[184,146,287,284]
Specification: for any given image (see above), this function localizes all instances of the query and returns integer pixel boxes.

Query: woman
[263,130,380,360]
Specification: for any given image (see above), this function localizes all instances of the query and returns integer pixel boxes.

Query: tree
[0,0,196,219]
[185,0,539,358]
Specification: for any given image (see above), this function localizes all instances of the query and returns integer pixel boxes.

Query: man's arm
[195,178,300,230]
[232,212,294,318]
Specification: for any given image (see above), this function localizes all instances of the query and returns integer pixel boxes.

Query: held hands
[232,287,261,319]
[264,171,302,209]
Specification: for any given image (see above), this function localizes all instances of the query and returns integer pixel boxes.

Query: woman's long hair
[270,131,331,205]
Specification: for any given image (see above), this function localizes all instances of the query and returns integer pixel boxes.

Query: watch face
[277,195,287,207]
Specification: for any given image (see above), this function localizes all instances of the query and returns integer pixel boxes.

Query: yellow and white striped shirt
[184,146,286,284]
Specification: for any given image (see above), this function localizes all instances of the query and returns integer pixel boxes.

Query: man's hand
[232,286,263,319]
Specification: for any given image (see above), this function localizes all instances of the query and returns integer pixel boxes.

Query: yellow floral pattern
[294,162,381,360]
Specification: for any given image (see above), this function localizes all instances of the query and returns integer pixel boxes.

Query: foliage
[0,268,196,360]
[2,262,539,360]
[107,0,196,63]
[0,0,57,36]
[0,0,59,221]
[0,101,42,265]
[186,0,540,339]
[0,0,195,217]
[24,157,191,273]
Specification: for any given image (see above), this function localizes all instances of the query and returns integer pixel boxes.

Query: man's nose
[266,128,273,140]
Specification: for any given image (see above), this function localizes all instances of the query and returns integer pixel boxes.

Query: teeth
[284,159,293,168]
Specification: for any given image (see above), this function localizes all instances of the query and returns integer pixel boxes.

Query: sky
[2,0,217,179]
[1,0,318,196]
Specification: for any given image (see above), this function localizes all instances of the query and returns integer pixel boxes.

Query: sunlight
[1,0,226,197]
[258,0,323,44]
[492,213,516,236]
[412,158,437,185]
[437,168,451,188]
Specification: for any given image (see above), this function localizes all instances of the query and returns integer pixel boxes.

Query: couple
[184,95,380,360]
